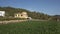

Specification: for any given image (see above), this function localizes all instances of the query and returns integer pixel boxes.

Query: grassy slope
[0,21,60,34]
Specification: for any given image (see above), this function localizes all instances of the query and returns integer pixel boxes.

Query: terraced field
[0,21,60,34]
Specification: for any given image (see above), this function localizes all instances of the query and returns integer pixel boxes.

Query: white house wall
[0,11,5,17]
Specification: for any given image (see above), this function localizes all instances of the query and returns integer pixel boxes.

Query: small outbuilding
[53,15,60,21]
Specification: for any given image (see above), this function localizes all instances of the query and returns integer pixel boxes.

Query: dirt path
[0,19,48,24]
[0,20,27,24]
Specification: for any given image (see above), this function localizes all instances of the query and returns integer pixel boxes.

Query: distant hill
[0,6,50,20]
[53,15,60,17]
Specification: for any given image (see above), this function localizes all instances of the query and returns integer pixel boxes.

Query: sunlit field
[0,21,60,34]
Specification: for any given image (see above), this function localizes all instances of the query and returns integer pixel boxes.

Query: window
[21,15,23,16]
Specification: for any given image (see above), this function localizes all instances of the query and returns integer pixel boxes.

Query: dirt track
[0,20,27,24]
[0,19,48,24]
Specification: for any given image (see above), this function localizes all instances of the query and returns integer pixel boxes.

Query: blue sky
[0,0,60,15]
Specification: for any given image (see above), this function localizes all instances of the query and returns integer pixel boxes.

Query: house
[0,11,5,17]
[53,15,60,21]
[14,12,29,19]
[50,15,60,21]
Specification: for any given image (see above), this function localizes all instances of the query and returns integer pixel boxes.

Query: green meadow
[0,21,60,34]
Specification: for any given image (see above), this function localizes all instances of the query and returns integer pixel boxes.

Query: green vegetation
[0,21,60,34]
[0,6,50,20]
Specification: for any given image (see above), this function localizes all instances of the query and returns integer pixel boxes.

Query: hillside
[0,7,50,20]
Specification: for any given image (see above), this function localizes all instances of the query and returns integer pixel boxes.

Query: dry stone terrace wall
[0,20,27,24]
